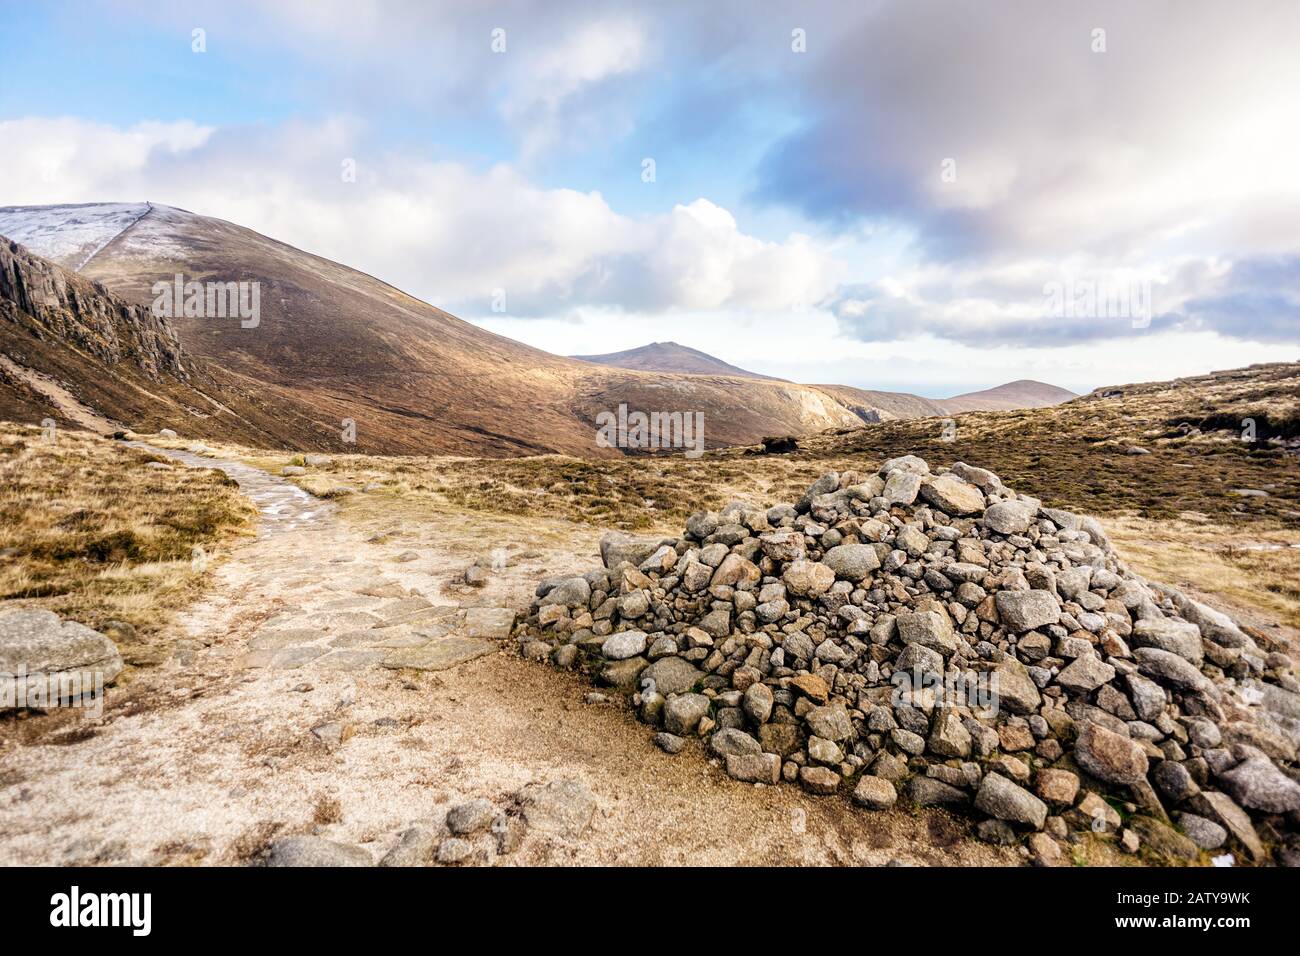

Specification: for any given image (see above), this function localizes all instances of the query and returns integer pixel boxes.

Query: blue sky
[3,0,1299,395]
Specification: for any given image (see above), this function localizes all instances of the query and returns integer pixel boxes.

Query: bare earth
[0,453,1023,867]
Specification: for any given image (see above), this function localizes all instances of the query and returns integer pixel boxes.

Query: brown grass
[0,424,256,637]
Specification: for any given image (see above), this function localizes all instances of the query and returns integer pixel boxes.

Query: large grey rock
[896,609,959,656]
[710,728,762,758]
[995,590,1060,632]
[538,576,591,608]
[984,500,1036,535]
[742,682,774,724]
[599,531,661,569]
[266,836,372,867]
[601,630,648,660]
[882,471,922,506]
[641,657,703,696]
[0,609,124,704]
[1132,618,1204,664]
[1218,756,1300,813]
[663,693,711,735]
[920,475,986,515]
[805,703,853,742]
[1075,723,1149,786]
[725,752,780,783]
[852,775,898,810]
[1056,654,1116,694]
[822,544,880,582]
[975,772,1048,829]
[517,778,597,836]
[1134,647,1217,698]
[992,662,1042,714]
[928,707,972,758]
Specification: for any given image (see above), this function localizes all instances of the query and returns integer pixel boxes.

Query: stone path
[129,442,331,535]
[144,444,514,674]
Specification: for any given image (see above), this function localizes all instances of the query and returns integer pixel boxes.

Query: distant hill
[577,343,1075,421]
[811,384,950,422]
[573,341,782,380]
[941,380,1077,414]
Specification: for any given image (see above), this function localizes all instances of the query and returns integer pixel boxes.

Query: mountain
[940,379,1077,414]
[809,384,951,423]
[573,341,1075,423]
[573,341,782,380]
[0,203,867,455]
[0,237,345,447]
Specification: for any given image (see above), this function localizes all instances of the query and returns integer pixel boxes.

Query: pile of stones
[513,455,1300,865]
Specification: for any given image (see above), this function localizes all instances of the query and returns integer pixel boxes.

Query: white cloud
[0,115,838,318]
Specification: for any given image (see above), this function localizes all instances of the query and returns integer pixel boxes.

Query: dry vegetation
[192,363,1300,634]
[15,362,1298,648]
[0,424,256,640]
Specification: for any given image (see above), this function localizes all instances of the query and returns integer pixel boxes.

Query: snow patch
[0,202,151,270]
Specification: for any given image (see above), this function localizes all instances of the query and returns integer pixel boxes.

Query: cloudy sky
[2,0,1298,395]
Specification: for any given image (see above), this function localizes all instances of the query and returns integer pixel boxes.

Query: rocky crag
[513,455,1300,865]
[1,238,188,381]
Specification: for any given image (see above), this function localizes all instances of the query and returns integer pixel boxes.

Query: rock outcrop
[1,238,189,381]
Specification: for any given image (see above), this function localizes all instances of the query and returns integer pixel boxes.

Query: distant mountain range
[576,341,1074,418]
[0,202,1073,455]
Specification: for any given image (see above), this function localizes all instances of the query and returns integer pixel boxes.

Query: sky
[2,0,1298,396]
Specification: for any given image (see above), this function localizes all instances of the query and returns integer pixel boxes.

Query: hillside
[572,341,782,380]
[0,238,342,448]
[810,383,951,422]
[0,203,870,456]
[942,379,1077,413]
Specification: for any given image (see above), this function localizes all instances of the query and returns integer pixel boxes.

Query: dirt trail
[0,449,1019,867]
[0,355,119,434]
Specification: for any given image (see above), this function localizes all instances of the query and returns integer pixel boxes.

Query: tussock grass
[0,424,257,636]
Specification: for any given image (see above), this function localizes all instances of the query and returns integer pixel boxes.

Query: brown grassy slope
[67,203,864,455]
[234,361,1300,630]
[812,383,951,421]
[0,425,256,641]
[797,362,1300,523]
[0,238,366,449]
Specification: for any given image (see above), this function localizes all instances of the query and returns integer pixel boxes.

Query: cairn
[514,455,1300,863]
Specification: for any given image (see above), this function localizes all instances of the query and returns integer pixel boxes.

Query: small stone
[799,765,841,795]
[852,775,898,810]
[663,693,711,735]
[1178,813,1227,850]
[975,772,1048,830]
[266,836,371,867]
[446,799,494,835]
[436,838,475,865]
[655,732,685,754]
[726,752,780,784]
[1075,722,1149,786]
